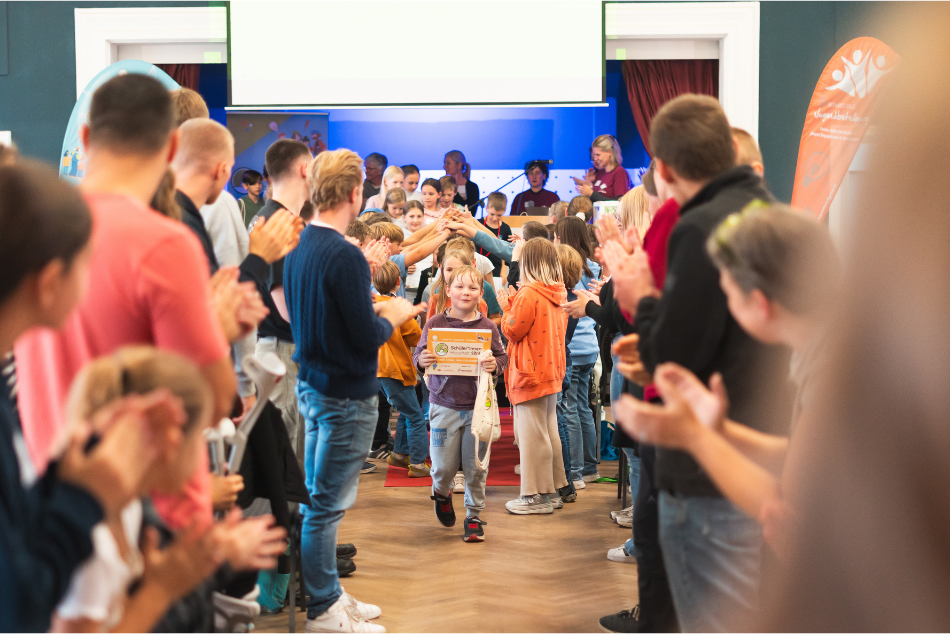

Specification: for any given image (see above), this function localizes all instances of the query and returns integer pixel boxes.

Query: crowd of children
[2,16,948,632]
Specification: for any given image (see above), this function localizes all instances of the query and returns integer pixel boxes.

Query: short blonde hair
[555,244,583,290]
[444,236,475,261]
[170,88,209,126]
[173,118,234,173]
[370,222,404,244]
[591,134,622,167]
[439,175,457,194]
[618,185,651,238]
[372,260,401,295]
[520,238,563,286]
[731,127,763,168]
[309,149,364,212]
[550,200,569,222]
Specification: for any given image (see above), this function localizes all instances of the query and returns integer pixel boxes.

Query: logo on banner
[791,38,900,220]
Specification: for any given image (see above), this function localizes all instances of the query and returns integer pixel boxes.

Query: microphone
[529,159,554,164]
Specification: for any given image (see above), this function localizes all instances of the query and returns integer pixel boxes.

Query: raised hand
[654,364,728,433]
[248,209,304,263]
[362,238,390,276]
[603,242,658,315]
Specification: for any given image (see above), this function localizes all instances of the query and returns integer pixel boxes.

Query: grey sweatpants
[429,403,488,518]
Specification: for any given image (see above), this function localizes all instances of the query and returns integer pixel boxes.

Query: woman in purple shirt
[573,134,632,201]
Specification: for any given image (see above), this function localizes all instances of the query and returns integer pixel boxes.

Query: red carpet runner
[383,409,520,487]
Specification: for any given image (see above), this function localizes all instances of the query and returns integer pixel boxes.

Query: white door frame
[74,6,227,98]
[75,2,760,138]
[606,2,760,140]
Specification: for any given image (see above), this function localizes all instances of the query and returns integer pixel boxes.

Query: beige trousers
[514,394,568,496]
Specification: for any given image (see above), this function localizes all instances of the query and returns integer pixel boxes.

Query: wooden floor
[255,458,639,633]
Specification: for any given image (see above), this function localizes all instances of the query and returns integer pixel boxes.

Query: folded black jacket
[634,166,792,497]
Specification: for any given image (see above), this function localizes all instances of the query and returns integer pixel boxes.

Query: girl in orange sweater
[502,238,569,515]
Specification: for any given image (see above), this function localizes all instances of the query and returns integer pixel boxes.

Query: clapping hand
[248,209,305,263]
[611,333,652,386]
[362,238,390,276]
[602,241,658,315]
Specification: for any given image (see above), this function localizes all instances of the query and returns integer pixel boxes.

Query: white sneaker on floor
[453,472,465,494]
[572,479,586,490]
[305,595,386,633]
[505,494,554,515]
[341,587,381,619]
[616,513,633,528]
[582,472,601,483]
[514,464,521,475]
[550,495,564,509]
[611,505,633,521]
[607,546,637,564]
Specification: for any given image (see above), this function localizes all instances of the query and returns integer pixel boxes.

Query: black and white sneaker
[599,605,640,633]
[462,516,486,542]
[368,444,393,460]
[431,493,456,527]
[360,461,377,474]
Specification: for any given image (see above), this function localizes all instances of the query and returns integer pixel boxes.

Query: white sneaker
[505,494,554,515]
[514,464,521,475]
[341,587,382,620]
[572,479,586,490]
[550,496,564,509]
[607,545,637,564]
[611,505,633,520]
[305,595,386,633]
[452,472,465,494]
[582,472,601,483]
[616,513,633,528]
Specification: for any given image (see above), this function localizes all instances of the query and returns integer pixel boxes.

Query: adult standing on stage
[511,160,560,215]
[573,134,631,201]
[444,150,480,214]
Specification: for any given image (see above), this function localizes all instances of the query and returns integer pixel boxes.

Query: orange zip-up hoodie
[502,280,568,405]
[374,295,423,386]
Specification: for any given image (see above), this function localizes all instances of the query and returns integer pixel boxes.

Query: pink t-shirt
[15,192,230,528]
[591,166,632,198]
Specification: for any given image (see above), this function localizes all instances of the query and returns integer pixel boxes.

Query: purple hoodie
[413,311,508,410]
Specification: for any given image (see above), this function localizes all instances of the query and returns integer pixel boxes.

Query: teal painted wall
[759,1,914,202]
[0,2,213,165]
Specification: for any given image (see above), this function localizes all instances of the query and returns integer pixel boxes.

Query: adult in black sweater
[629,165,790,632]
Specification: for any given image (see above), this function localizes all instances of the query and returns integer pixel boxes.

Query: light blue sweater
[567,259,601,366]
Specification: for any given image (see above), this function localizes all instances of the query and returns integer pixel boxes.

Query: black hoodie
[635,166,792,497]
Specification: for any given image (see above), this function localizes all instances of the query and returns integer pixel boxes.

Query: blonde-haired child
[54,346,286,633]
[372,262,429,477]
[364,165,404,209]
[414,265,508,542]
[439,175,466,214]
[502,238,569,514]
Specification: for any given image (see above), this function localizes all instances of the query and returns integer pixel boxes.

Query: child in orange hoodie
[502,238,569,515]
[373,261,430,477]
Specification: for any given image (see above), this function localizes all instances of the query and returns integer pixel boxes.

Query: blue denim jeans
[658,492,763,632]
[555,391,572,483]
[379,378,428,465]
[565,362,598,479]
[610,336,624,404]
[418,370,430,424]
[428,404,486,517]
[622,447,642,556]
[296,382,378,619]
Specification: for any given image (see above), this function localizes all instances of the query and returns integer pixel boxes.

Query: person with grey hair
[362,152,388,210]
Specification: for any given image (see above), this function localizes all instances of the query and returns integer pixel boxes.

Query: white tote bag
[471,354,501,471]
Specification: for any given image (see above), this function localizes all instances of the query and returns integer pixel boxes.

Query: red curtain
[157,64,200,91]
[622,60,719,155]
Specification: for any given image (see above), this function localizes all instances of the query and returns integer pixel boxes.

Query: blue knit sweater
[285,225,394,399]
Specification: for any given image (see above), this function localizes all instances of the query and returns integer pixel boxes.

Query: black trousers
[634,444,680,633]
[372,389,392,449]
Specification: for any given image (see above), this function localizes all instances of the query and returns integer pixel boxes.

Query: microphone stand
[473,169,529,213]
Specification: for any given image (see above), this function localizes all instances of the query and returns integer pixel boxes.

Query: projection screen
[228,1,604,107]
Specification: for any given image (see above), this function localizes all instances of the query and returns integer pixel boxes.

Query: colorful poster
[427,328,492,376]
[225,113,328,199]
[60,61,179,184]
[791,37,899,220]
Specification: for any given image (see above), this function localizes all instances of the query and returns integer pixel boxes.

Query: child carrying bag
[471,350,502,471]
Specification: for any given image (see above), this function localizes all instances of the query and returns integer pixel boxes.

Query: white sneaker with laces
[611,505,633,520]
[305,595,386,633]
[452,472,465,494]
[582,472,601,483]
[607,545,637,564]
[616,513,633,528]
[505,494,554,515]
[550,496,564,509]
[572,479,586,490]
[341,587,382,620]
